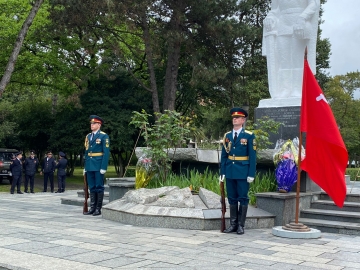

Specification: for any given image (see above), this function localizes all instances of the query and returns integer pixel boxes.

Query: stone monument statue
[260,0,320,107]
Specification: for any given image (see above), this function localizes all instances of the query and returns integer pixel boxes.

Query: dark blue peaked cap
[89,115,104,124]
[230,107,248,117]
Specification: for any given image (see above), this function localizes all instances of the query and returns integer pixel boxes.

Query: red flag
[300,60,348,207]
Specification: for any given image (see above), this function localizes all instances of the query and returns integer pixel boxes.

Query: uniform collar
[233,128,242,135]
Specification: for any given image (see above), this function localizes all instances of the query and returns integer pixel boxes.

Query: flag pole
[295,130,303,224]
[295,47,308,224]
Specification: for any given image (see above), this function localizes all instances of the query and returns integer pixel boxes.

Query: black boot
[84,193,97,215]
[237,205,248,235]
[93,192,104,216]
[223,204,238,233]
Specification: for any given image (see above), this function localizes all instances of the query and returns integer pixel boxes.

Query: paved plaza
[1,190,360,270]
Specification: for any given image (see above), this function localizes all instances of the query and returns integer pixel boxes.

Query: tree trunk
[141,14,160,114]
[118,154,125,177]
[162,4,183,111]
[0,0,44,97]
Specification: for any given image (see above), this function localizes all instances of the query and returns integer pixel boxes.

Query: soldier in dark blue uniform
[220,108,256,235]
[55,151,68,193]
[83,115,110,216]
[23,150,39,193]
[10,152,24,194]
[40,151,56,192]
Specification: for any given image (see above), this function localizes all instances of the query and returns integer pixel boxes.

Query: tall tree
[0,0,44,97]
[79,69,153,176]
[48,0,257,113]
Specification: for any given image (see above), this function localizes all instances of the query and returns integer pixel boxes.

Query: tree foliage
[323,72,360,156]
[1,0,356,167]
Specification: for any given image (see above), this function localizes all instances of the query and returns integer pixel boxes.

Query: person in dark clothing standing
[40,151,56,192]
[83,115,110,216]
[55,151,68,193]
[220,108,256,235]
[23,150,39,193]
[10,152,23,194]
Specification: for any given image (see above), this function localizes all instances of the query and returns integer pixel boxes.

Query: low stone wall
[135,147,277,166]
[103,186,275,230]
[107,177,135,202]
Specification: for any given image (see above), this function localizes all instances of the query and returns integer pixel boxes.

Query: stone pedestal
[255,191,319,226]
[255,106,301,148]
[107,177,135,202]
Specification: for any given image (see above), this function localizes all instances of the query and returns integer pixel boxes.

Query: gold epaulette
[222,131,231,142]
[222,131,232,153]
[100,131,106,134]
[245,130,253,135]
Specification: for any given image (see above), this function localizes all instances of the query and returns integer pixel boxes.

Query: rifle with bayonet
[220,180,226,232]
[83,173,89,214]
[218,143,226,232]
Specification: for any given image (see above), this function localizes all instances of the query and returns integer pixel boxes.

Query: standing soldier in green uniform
[219,108,256,235]
[83,115,110,216]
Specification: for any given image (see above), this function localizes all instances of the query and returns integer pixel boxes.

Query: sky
[321,0,360,76]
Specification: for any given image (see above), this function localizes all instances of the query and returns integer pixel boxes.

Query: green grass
[248,171,277,205]
[146,168,277,205]
[147,168,220,195]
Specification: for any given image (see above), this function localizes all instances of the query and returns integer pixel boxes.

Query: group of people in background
[9,150,68,194]
[8,114,110,218]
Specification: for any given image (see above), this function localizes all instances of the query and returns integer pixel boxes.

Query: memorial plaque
[255,106,302,148]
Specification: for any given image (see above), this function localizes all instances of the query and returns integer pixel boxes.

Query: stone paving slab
[1,190,360,270]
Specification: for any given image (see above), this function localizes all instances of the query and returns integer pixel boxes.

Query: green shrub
[345,168,360,181]
[124,167,136,177]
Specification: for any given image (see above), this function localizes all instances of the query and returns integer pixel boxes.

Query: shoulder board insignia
[245,130,253,135]
[100,131,106,134]
[222,131,231,140]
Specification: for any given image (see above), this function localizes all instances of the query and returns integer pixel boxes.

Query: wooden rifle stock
[220,181,226,232]
[83,173,89,214]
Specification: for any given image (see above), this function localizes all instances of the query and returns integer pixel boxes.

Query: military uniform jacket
[24,157,39,176]
[10,158,23,176]
[84,130,110,171]
[220,129,256,179]
[42,157,56,173]
[56,158,68,176]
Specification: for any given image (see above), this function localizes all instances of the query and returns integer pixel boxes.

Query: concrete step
[77,190,109,199]
[319,192,360,203]
[311,200,360,212]
[300,208,360,223]
[76,184,109,196]
[60,194,109,207]
[77,190,109,198]
[298,217,360,236]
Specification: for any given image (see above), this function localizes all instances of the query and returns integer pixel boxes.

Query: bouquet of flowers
[273,138,305,192]
[135,154,156,189]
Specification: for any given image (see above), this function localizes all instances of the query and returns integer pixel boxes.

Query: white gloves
[247,177,254,183]
[83,169,106,174]
[219,175,225,184]
[9,172,12,177]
